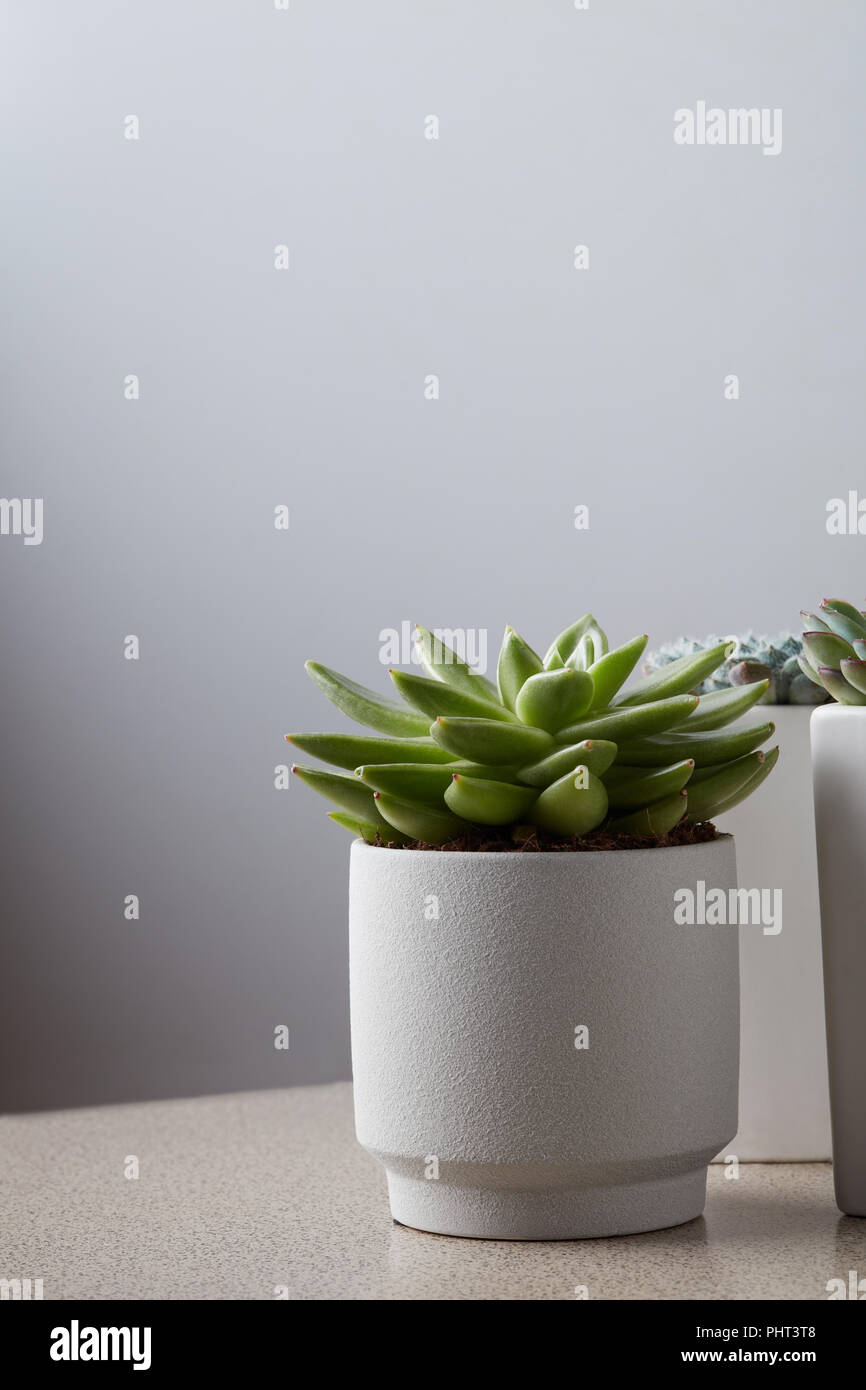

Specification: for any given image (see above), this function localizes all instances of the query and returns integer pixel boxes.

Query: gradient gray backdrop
[3,0,865,1109]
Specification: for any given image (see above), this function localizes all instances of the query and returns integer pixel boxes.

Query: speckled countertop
[2,1083,863,1300]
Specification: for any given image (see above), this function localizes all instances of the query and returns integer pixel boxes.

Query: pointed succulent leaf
[839,659,866,696]
[682,679,770,731]
[821,599,866,635]
[602,759,695,811]
[615,719,775,767]
[817,665,866,704]
[796,653,826,689]
[305,661,430,736]
[372,793,469,845]
[614,640,735,707]
[291,764,390,824]
[517,739,618,787]
[530,768,609,835]
[328,810,412,845]
[430,715,554,764]
[587,634,648,710]
[681,752,765,822]
[558,693,698,745]
[542,614,595,669]
[444,774,538,825]
[568,623,609,672]
[853,639,866,660]
[389,669,517,722]
[818,602,866,645]
[801,610,831,634]
[413,625,498,700]
[515,668,594,733]
[801,630,856,671]
[497,626,544,710]
[607,791,687,837]
[356,761,519,803]
[286,732,456,769]
[696,747,779,819]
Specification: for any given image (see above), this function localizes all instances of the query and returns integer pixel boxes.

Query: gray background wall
[2,0,864,1110]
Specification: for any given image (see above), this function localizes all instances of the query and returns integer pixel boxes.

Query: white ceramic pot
[349,837,739,1240]
[714,707,831,1160]
[810,704,866,1215]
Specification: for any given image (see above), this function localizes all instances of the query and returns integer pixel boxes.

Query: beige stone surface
[2,1083,864,1300]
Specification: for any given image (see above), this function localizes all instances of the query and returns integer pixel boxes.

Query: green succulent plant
[288,617,779,845]
[799,600,866,705]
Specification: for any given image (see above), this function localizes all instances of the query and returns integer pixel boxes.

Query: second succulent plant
[799,599,866,705]
[288,616,779,844]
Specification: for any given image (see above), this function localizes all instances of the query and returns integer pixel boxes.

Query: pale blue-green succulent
[799,599,866,705]
[288,617,779,844]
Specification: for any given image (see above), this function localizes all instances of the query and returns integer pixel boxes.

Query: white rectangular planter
[714,706,831,1160]
[810,704,866,1215]
[350,837,738,1240]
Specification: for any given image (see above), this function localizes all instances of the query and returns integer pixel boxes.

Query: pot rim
[351,833,733,861]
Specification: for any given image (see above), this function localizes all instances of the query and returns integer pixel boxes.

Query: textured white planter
[714,707,831,1160]
[349,838,739,1240]
[811,705,866,1215]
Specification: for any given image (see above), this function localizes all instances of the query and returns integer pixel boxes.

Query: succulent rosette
[289,617,778,844]
[799,599,866,705]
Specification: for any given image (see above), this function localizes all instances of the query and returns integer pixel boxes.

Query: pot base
[386,1167,708,1241]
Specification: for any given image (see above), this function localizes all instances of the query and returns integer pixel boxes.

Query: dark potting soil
[370,821,719,853]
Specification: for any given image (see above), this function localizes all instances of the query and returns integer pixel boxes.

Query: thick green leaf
[607,791,687,836]
[614,640,734,707]
[587,634,648,710]
[567,623,609,671]
[517,739,618,787]
[681,752,765,822]
[817,666,866,705]
[542,614,595,669]
[821,599,866,639]
[431,715,554,764]
[615,719,775,767]
[801,630,856,671]
[305,661,429,736]
[530,768,609,835]
[840,658,866,695]
[818,602,866,645]
[697,746,779,818]
[515,669,594,733]
[373,793,468,844]
[291,764,389,824]
[797,653,825,689]
[355,761,519,804]
[682,679,770,732]
[286,732,456,769]
[800,609,831,634]
[390,669,516,722]
[328,810,412,845]
[413,625,498,699]
[602,759,694,811]
[497,626,544,710]
[558,693,698,745]
[444,775,538,825]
